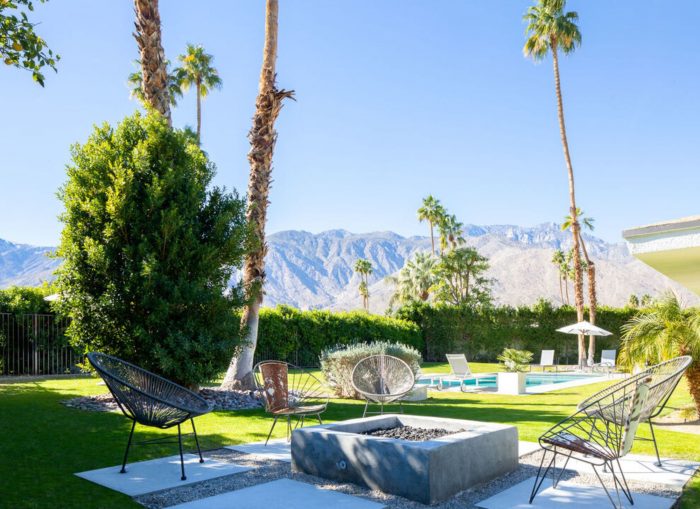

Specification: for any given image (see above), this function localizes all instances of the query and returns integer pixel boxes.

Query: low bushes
[319,341,422,398]
[254,305,423,367]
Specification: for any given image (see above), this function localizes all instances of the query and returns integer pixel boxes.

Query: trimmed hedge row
[395,301,637,364]
[253,305,423,366]
[0,286,54,315]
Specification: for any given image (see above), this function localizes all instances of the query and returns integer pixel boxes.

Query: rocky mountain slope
[2,223,697,311]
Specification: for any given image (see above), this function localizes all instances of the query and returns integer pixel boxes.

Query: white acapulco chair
[351,355,416,417]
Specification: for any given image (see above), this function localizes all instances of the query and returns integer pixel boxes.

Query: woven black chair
[530,375,652,508]
[87,352,212,481]
[254,361,329,445]
[577,355,692,466]
[351,355,415,417]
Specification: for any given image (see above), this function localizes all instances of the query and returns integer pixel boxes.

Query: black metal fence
[0,313,80,376]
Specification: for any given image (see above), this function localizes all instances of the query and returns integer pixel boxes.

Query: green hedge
[253,305,423,366]
[0,286,54,315]
[395,300,637,364]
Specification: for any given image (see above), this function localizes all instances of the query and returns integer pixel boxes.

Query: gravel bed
[62,387,262,412]
[134,448,682,509]
[361,426,461,441]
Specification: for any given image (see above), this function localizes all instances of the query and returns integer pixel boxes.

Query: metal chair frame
[530,376,652,508]
[351,354,415,418]
[577,355,692,466]
[253,361,329,445]
[87,352,212,481]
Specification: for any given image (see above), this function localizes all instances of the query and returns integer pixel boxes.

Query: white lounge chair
[592,349,617,374]
[530,350,556,372]
[430,354,487,392]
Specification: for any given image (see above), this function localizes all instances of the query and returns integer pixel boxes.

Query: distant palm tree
[551,249,565,304]
[620,293,700,414]
[438,214,465,252]
[387,252,437,308]
[221,0,294,390]
[417,195,445,255]
[133,0,171,123]
[563,208,597,364]
[173,44,223,142]
[524,0,585,365]
[354,258,373,311]
[128,60,182,107]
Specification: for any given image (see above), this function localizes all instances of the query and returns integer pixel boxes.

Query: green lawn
[1,364,698,508]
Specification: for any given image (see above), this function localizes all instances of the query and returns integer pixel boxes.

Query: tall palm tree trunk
[578,236,598,364]
[685,363,700,415]
[196,81,202,142]
[221,0,293,390]
[557,273,564,304]
[133,0,171,124]
[552,43,585,366]
[429,221,435,255]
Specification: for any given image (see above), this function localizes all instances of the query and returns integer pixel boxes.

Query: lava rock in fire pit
[360,425,461,441]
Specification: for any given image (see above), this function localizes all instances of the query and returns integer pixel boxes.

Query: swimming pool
[417,372,604,390]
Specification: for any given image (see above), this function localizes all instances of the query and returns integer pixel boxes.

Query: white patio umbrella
[556,321,612,337]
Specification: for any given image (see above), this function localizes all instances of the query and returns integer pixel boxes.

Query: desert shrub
[56,112,248,387]
[319,341,422,398]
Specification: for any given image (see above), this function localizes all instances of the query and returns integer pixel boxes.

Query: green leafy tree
[354,258,373,311]
[417,195,445,256]
[628,294,640,309]
[387,252,437,309]
[433,247,491,307]
[1,0,59,85]
[524,0,586,366]
[620,293,700,414]
[128,60,183,107]
[173,44,223,142]
[56,112,248,388]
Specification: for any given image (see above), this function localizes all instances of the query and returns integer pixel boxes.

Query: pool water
[417,373,602,390]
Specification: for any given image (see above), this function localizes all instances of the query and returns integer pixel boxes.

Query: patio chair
[577,355,692,466]
[530,374,652,508]
[430,354,487,392]
[591,349,617,374]
[530,349,556,372]
[87,352,212,481]
[253,361,329,445]
[351,354,415,417]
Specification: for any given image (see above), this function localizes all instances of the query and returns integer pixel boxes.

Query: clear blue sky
[2,0,699,246]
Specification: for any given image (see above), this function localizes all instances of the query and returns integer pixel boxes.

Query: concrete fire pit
[291,414,518,504]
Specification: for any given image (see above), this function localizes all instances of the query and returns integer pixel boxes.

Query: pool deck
[417,372,626,395]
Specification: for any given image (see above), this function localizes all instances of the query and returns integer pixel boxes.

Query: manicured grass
[1,365,698,508]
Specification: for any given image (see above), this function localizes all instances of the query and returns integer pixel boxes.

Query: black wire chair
[87,352,212,481]
[253,361,329,445]
[530,375,652,508]
[577,355,692,466]
[351,355,415,417]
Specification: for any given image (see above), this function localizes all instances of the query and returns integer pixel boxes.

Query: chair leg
[362,400,369,418]
[591,464,620,509]
[612,457,634,505]
[648,419,662,467]
[265,416,279,446]
[177,424,186,481]
[399,401,404,414]
[316,414,323,425]
[553,450,573,489]
[286,415,292,442]
[120,420,137,474]
[529,449,556,503]
[191,418,204,463]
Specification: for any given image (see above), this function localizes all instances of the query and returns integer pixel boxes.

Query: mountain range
[1,223,697,311]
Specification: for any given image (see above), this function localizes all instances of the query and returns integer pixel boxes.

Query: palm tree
[173,44,223,142]
[387,252,438,308]
[221,0,294,390]
[133,0,171,123]
[620,293,700,414]
[524,0,585,365]
[354,258,373,311]
[128,60,182,107]
[551,249,565,304]
[417,195,445,256]
[438,214,465,253]
[563,208,597,364]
